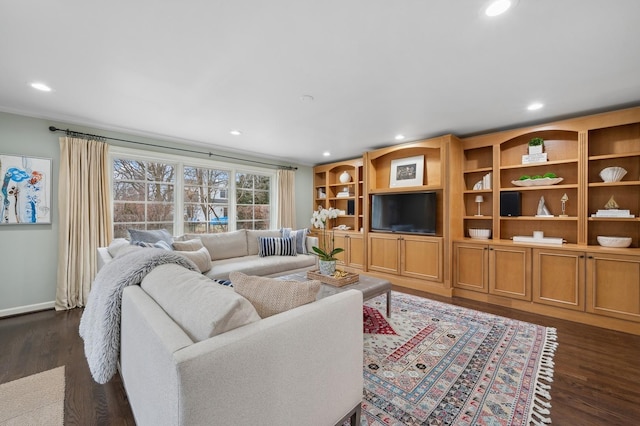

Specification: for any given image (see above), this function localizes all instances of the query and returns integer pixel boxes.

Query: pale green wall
[0,111,313,314]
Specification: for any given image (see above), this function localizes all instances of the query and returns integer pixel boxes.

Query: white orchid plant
[310,207,344,261]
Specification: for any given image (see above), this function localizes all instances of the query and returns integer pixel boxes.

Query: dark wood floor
[1,288,639,425]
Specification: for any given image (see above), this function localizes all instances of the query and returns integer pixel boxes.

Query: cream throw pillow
[175,247,212,273]
[230,272,321,318]
[172,238,205,252]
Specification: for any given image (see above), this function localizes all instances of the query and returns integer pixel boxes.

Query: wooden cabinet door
[586,252,640,322]
[346,234,365,269]
[454,242,489,293]
[489,245,531,301]
[401,235,443,281]
[533,248,585,311]
[368,234,399,274]
[332,233,348,266]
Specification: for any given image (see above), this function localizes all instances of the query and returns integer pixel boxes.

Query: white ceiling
[1,0,639,166]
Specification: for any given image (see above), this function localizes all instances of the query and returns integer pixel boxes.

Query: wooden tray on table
[306,270,359,287]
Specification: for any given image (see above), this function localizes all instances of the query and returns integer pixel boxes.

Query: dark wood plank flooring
[1,288,639,425]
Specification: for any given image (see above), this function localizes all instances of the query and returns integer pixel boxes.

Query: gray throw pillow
[128,229,174,248]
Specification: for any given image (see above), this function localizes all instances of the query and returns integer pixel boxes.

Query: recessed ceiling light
[394,134,406,141]
[30,82,52,92]
[300,95,314,102]
[485,0,514,17]
[323,151,331,157]
[230,130,242,136]
[527,102,544,111]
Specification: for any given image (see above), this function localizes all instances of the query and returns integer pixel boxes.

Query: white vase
[339,171,351,183]
[528,145,543,155]
[318,259,337,275]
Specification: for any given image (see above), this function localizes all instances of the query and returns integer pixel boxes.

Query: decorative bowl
[597,236,632,248]
[469,228,491,239]
[599,166,627,183]
[511,177,563,187]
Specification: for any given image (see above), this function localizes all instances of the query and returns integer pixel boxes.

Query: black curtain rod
[48,126,298,170]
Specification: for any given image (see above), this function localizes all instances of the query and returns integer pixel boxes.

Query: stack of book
[336,191,352,198]
[591,209,635,218]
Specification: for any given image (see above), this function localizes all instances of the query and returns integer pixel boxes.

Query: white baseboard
[0,301,56,318]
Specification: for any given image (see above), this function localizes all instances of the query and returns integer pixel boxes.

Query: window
[112,159,176,238]
[236,172,271,230]
[183,166,230,234]
[110,149,275,238]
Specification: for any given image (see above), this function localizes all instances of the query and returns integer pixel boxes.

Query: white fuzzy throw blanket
[79,248,197,384]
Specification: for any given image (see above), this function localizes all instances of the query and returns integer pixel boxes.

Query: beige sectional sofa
[98,229,319,279]
[120,264,364,425]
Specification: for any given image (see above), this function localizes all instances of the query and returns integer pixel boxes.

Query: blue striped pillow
[258,236,297,257]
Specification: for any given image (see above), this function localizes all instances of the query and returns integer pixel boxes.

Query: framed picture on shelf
[390,155,424,187]
[0,154,52,225]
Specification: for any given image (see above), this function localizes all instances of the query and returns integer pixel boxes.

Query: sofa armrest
[96,247,112,272]
[120,286,194,426]
[173,290,363,426]
[306,235,319,253]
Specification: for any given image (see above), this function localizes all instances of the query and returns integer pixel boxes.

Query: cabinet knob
[588,256,594,259]
[579,255,585,258]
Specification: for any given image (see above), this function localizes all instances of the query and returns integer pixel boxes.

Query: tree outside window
[112,159,175,238]
[183,166,230,234]
[236,172,270,230]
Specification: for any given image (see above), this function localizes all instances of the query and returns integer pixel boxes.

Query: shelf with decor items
[587,121,640,248]
[462,145,495,239]
[312,158,363,234]
[497,129,580,244]
[363,135,464,294]
[456,106,640,335]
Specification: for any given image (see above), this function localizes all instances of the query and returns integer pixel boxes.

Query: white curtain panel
[56,136,112,310]
[277,169,296,229]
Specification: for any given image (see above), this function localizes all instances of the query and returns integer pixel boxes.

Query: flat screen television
[370,191,437,235]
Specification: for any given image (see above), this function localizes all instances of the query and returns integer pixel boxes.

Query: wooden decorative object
[306,270,359,287]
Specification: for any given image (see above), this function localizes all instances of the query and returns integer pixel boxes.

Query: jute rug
[361,292,557,425]
[0,366,65,426]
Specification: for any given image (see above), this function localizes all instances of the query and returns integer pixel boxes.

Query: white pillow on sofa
[141,264,260,342]
[175,247,212,273]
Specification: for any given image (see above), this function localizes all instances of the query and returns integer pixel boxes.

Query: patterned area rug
[361,292,557,425]
[364,305,397,335]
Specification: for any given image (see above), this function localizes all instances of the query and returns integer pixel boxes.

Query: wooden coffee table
[277,270,392,317]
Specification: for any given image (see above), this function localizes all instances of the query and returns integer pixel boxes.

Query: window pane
[254,190,269,204]
[182,165,229,234]
[147,184,174,202]
[113,182,144,201]
[146,162,175,183]
[254,205,270,220]
[114,202,145,223]
[147,203,174,221]
[113,159,145,181]
[236,205,253,220]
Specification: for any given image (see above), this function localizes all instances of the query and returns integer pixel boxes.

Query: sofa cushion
[230,271,321,318]
[258,236,297,257]
[128,228,174,247]
[203,254,316,281]
[141,264,260,342]
[281,228,310,254]
[186,230,248,260]
[175,247,212,273]
[107,238,131,258]
[172,238,204,251]
[247,230,281,255]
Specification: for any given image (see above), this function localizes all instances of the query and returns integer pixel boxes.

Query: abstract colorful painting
[0,154,51,224]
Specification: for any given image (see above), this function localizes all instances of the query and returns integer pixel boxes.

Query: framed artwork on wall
[389,155,424,187]
[0,154,52,224]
